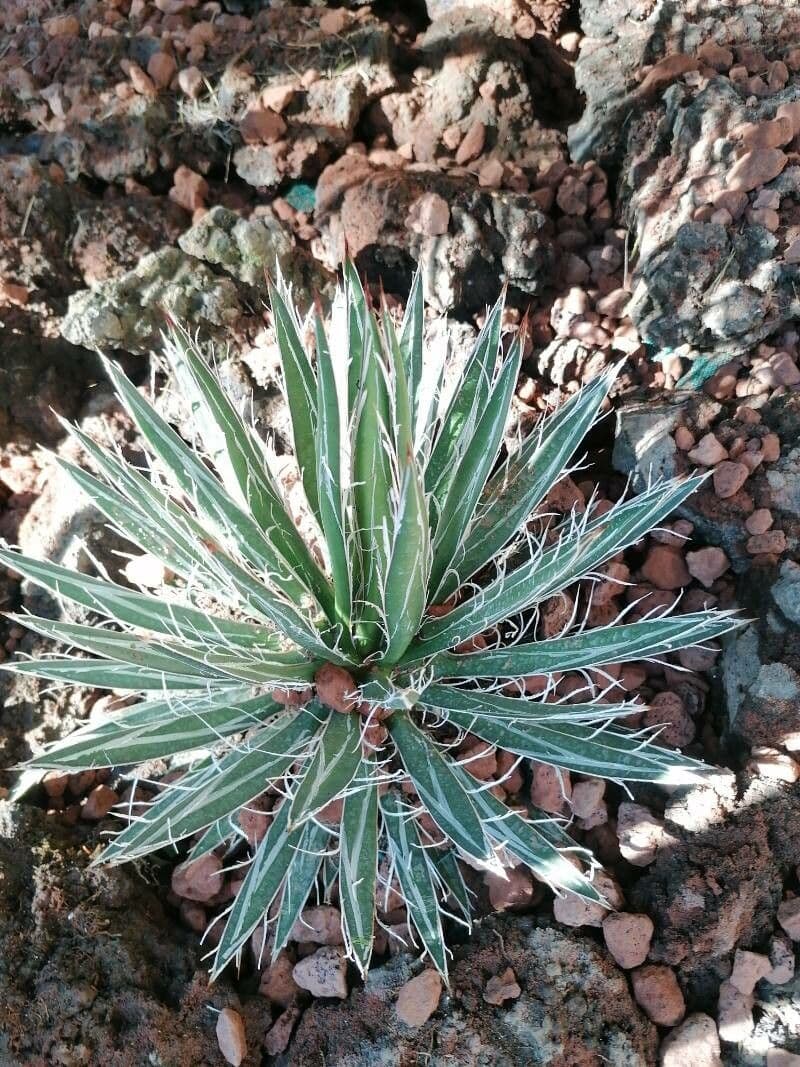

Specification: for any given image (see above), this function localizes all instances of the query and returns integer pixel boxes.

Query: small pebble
[216,1008,247,1067]
[396,970,442,1027]
[713,461,749,499]
[778,897,800,940]
[631,964,685,1026]
[602,912,654,969]
[686,547,729,588]
[293,947,348,999]
[659,1013,722,1067]
[483,967,521,1005]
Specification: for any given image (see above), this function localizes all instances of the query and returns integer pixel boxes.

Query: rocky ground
[1,0,800,1064]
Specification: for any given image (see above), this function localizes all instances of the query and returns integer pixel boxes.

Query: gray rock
[61,247,242,354]
[282,917,657,1066]
[178,206,294,289]
[232,145,283,191]
[722,625,764,732]
[570,0,800,166]
[772,561,800,626]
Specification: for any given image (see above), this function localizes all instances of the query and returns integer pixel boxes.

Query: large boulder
[373,10,574,170]
[315,157,558,311]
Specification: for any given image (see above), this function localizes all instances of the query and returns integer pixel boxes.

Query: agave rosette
[1,265,739,980]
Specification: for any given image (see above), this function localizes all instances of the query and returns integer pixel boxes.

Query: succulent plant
[2,265,738,981]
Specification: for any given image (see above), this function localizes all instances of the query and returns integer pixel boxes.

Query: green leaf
[314,310,352,629]
[100,359,312,604]
[188,817,240,861]
[269,278,321,524]
[429,848,472,924]
[442,710,707,783]
[1,657,220,691]
[428,339,521,598]
[339,762,378,977]
[401,476,707,663]
[25,691,278,769]
[211,799,296,978]
[287,704,362,829]
[101,706,323,863]
[0,549,283,651]
[429,611,741,680]
[381,790,448,978]
[380,315,431,665]
[8,614,223,680]
[419,683,635,725]
[272,820,330,959]
[51,447,331,659]
[438,365,616,600]
[162,326,336,623]
[351,300,393,655]
[459,771,604,903]
[398,268,424,428]
[389,709,492,864]
[425,293,504,510]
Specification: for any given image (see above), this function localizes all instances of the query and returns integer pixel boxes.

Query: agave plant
[2,265,738,981]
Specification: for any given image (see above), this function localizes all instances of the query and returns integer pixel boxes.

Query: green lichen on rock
[60,247,242,354]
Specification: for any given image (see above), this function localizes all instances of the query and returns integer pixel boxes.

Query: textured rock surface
[61,247,243,354]
[374,11,575,170]
[315,159,558,312]
[282,918,658,1065]
[0,801,239,1066]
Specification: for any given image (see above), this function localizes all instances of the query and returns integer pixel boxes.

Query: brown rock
[455,120,486,165]
[641,545,690,591]
[240,105,287,145]
[396,969,442,1027]
[726,149,787,193]
[556,176,588,216]
[643,692,694,748]
[483,967,521,1005]
[687,433,727,467]
[717,979,753,1042]
[315,663,357,713]
[264,1006,302,1056]
[685,546,729,588]
[732,118,793,150]
[730,948,771,994]
[638,54,698,96]
[486,867,534,912]
[530,762,571,814]
[407,192,450,236]
[617,802,666,867]
[81,784,117,821]
[216,1008,247,1067]
[262,84,296,113]
[712,461,748,499]
[553,871,622,929]
[602,912,654,969]
[747,530,786,555]
[171,854,224,902]
[288,906,344,946]
[147,52,177,90]
[631,964,685,1026]
[659,1013,722,1067]
[260,951,302,1008]
[778,897,800,940]
[169,166,208,212]
[745,509,772,535]
[178,66,204,98]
